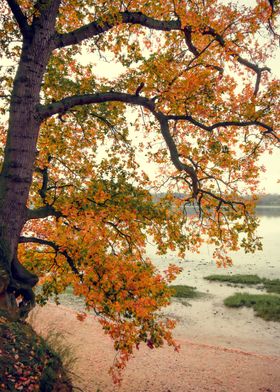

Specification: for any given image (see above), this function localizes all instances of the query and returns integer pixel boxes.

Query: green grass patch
[204,274,263,285]
[169,285,199,299]
[204,274,280,294]
[224,293,280,322]
[263,278,280,294]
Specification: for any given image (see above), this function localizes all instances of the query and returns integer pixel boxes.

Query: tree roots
[0,257,38,320]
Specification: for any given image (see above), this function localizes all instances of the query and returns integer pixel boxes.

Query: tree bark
[0,2,59,318]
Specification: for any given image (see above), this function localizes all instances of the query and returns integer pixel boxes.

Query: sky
[246,0,279,194]
[259,151,280,194]
[258,52,280,194]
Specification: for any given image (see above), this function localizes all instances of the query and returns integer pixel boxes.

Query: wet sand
[163,273,280,357]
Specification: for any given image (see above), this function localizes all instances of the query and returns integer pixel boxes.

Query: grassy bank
[203,274,280,322]
[169,285,201,299]
[224,293,280,322]
[0,312,72,391]
[204,274,263,285]
[204,274,280,294]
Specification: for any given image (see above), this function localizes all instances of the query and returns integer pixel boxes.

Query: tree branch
[38,89,277,197]
[52,10,270,98]
[54,11,181,48]
[37,92,156,119]
[6,0,31,38]
[37,91,199,195]
[38,86,277,197]
[166,115,275,136]
[35,165,49,202]
[183,27,200,57]
[202,27,271,96]
[26,205,63,220]
[154,113,198,197]
[198,188,246,211]
[19,236,81,277]
[26,157,64,220]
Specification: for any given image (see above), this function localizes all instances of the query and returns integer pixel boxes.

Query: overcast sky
[258,51,280,194]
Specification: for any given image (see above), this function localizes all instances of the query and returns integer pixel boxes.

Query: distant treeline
[152,193,280,206]
[256,194,280,206]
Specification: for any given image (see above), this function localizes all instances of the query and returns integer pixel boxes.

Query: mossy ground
[0,311,72,391]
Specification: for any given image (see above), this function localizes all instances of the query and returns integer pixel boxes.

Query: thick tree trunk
[0,40,46,317]
[0,3,60,318]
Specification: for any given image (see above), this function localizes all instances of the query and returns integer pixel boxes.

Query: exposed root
[0,257,38,320]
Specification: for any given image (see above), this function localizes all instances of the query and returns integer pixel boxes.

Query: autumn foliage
[0,0,279,382]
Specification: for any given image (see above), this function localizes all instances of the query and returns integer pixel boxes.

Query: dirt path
[29,304,280,392]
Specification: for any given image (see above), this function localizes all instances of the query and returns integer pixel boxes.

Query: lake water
[145,207,280,356]
[147,206,280,280]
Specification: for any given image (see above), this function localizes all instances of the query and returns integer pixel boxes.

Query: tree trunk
[0,5,59,318]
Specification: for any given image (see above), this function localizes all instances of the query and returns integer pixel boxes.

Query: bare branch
[6,0,31,38]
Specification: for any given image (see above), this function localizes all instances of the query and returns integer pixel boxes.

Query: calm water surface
[148,207,280,281]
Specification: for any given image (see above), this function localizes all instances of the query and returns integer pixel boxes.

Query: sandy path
[29,304,280,392]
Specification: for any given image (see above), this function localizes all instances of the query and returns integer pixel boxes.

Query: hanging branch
[19,236,82,278]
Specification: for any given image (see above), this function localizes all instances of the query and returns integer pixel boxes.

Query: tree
[0,0,279,380]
